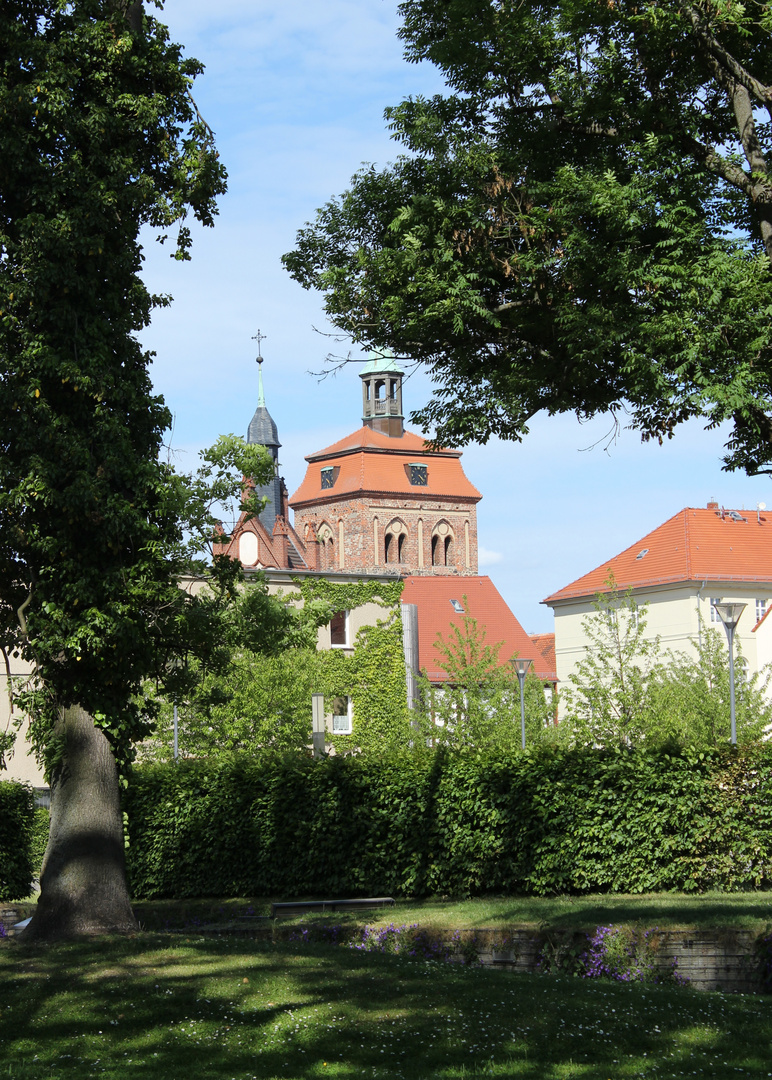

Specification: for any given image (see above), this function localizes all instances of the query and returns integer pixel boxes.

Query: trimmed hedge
[124,745,772,900]
[0,781,34,902]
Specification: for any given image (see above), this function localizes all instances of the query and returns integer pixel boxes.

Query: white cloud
[478,547,503,567]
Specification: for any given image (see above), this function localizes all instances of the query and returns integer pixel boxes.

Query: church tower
[289,351,481,576]
[246,353,285,534]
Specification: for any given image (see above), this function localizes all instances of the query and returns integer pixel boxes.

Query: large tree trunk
[21,705,137,941]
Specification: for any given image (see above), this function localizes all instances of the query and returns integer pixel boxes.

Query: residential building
[543,501,772,694]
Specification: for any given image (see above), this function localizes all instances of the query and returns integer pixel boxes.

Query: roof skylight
[449,599,465,613]
[635,548,649,560]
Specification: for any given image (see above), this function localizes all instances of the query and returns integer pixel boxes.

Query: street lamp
[510,657,533,750]
[713,601,747,745]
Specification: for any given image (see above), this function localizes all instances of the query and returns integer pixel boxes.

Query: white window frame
[756,598,767,624]
[329,609,350,648]
[710,597,722,623]
[331,695,353,734]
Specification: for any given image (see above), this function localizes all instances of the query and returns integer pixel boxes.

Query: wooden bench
[270,897,395,919]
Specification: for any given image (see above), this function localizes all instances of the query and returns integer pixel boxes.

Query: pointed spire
[247,333,280,451]
[257,355,266,408]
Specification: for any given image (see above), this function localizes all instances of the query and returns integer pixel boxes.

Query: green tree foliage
[0,0,233,937]
[0,0,227,765]
[141,578,412,760]
[648,622,772,745]
[417,602,555,748]
[141,578,335,760]
[560,581,663,745]
[285,0,772,472]
[561,582,772,746]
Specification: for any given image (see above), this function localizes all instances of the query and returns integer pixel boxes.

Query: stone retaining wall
[458,927,766,994]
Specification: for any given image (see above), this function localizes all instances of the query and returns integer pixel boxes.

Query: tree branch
[682,3,772,105]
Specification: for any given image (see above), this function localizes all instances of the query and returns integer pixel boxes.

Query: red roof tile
[529,632,556,671]
[544,506,772,605]
[289,426,481,507]
[306,426,437,460]
[402,576,557,682]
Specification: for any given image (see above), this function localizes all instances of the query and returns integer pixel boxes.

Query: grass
[127,891,772,935]
[0,933,771,1079]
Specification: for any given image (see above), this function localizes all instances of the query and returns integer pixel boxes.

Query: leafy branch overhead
[284,0,772,473]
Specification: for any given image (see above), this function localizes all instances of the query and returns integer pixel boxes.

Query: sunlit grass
[130,890,772,935]
[1,934,770,1079]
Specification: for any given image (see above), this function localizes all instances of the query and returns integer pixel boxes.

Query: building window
[757,598,767,624]
[406,463,428,486]
[330,610,349,647]
[384,520,407,564]
[321,467,335,489]
[431,521,454,566]
[331,696,353,734]
[710,597,722,623]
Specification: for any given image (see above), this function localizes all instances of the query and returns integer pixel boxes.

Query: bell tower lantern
[360,351,404,437]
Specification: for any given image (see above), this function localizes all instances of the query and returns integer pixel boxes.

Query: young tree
[0,0,230,939]
[285,0,772,473]
[418,603,554,749]
[648,622,772,746]
[560,582,662,745]
[140,580,336,761]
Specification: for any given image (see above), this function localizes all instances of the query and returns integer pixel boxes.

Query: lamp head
[714,601,747,631]
[510,657,533,678]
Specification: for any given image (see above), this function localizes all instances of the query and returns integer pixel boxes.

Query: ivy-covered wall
[295,578,411,752]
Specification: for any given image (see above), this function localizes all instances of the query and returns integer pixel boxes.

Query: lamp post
[714,601,747,745]
[510,658,533,750]
[166,656,184,762]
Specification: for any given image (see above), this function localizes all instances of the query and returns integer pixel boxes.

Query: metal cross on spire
[252,329,267,362]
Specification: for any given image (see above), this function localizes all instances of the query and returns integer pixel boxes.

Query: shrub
[124,744,772,900]
[0,781,34,901]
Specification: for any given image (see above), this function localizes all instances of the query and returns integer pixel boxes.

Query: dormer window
[407,463,428,486]
[321,466,336,489]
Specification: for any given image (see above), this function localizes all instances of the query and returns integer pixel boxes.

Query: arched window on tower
[384,519,407,565]
[317,523,334,570]
[431,521,454,567]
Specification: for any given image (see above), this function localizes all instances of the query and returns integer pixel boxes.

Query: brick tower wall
[293,495,479,576]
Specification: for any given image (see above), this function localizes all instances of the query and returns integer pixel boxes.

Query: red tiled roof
[529,632,556,671]
[289,426,481,507]
[543,506,772,605]
[306,426,441,461]
[402,576,557,682]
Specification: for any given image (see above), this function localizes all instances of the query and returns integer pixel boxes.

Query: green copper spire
[257,356,266,407]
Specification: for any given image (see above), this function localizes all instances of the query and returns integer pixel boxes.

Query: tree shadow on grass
[0,936,769,1078]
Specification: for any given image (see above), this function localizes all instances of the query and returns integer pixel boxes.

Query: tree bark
[21,706,137,941]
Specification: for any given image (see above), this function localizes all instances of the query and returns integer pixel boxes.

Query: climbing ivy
[295,578,410,752]
[141,577,410,758]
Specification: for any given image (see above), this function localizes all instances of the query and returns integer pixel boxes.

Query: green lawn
[129,891,772,934]
[0,934,770,1079]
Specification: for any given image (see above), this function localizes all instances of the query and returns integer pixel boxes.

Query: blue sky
[139,0,771,634]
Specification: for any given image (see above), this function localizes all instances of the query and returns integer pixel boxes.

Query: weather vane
[252,330,267,364]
